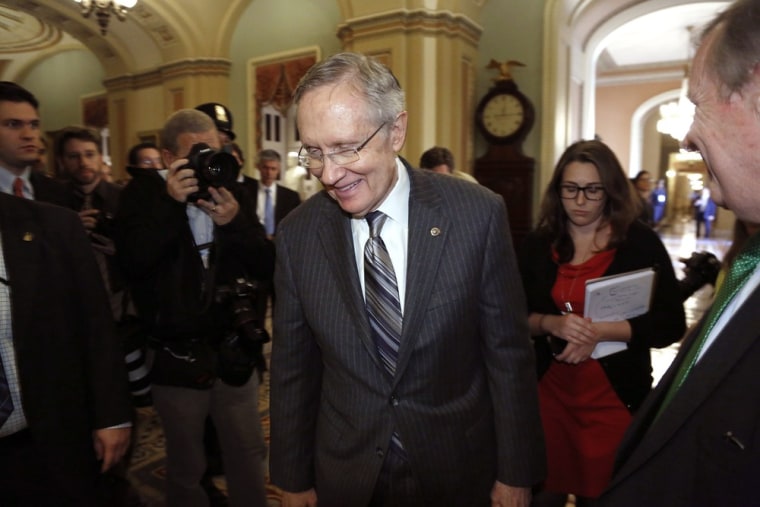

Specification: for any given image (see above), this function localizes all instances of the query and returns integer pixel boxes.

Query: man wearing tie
[243,149,301,239]
[0,82,71,207]
[269,52,545,507]
[599,1,760,505]
[0,80,132,506]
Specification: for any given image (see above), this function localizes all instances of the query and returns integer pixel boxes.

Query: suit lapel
[394,167,448,382]
[0,196,43,351]
[609,286,760,487]
[315,199,379,365]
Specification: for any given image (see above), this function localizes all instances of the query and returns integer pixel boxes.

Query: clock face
[482,93,525,138]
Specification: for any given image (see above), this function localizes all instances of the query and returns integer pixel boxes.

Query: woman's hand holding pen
[547,312,599,364]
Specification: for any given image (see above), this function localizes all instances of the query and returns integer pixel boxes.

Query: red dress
[539,248,632,498]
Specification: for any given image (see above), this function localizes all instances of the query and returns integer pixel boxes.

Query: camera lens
[184,143,240,202]
[201,152,239,187]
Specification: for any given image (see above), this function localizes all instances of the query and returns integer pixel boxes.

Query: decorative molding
[104,58,232,91]
[130,2,178,48]
[337,9,482,47]
[0,5,63,53]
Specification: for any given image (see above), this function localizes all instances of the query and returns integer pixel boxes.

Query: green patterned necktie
[657,232,760,417]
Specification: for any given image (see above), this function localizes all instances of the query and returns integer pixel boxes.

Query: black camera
[215,278,270,386]
[183,143,240,202]
[678,251,721,301]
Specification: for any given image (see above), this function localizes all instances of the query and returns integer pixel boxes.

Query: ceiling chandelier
[656,26,695,142]
[656,72,695,142]
[72,0,138,35]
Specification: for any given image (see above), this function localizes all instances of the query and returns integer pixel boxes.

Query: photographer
[114,109,274,507]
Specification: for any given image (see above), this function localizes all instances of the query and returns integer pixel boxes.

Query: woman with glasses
[517,140,685,506]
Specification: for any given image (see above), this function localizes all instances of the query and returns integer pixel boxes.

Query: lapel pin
[22,232,34,242]
[430,227,441,237]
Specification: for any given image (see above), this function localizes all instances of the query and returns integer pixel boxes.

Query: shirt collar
[374,157,409,227]
[0,166,31,196]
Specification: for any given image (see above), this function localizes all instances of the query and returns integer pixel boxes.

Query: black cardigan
[517,221,686,412]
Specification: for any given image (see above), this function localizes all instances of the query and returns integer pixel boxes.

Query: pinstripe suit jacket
[270,162,545,506]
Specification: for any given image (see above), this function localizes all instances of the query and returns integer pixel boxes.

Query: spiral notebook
[583,267,656,359]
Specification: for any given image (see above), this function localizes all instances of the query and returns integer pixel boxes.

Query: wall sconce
[73,0,138,35]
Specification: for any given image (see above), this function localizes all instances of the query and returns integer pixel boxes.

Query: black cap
[195,102,236,141]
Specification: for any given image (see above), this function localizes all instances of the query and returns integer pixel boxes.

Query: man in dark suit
[0,191,132,505]
[0,81,71,207]
[241,149,301,239]
[599,2,760,505]
[269,52,545,507]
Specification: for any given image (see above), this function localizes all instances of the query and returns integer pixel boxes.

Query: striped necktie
[657,232,760,417]
[364,211,407,459]
[364,211,402,375]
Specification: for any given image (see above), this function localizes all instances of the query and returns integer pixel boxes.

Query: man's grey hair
[294,52,405,126]
[258,149,281,164]
[699,0,760,99]
[161,109,217,155]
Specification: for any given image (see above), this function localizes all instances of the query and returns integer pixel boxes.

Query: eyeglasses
[559,183,606,201]
[297,122,386,171]
[138,158,163,168]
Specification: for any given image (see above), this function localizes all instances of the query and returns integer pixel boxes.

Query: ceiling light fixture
[656,26,695,142]
[73,0,138,36]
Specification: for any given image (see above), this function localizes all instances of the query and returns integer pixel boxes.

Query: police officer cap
[195,102,236,141]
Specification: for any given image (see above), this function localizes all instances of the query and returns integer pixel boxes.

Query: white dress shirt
[351,158,410,312]
[0,230,29,436]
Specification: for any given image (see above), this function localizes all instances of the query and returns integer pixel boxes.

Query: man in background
[56,126,121,253]
[127,141,164,171]
[631,170,654,226]
[599,1,760,504]
[419,145,478,183]
[243,149,301,239]
[0,81,71,207]
[693,187,717,238]
[195,102,236,146]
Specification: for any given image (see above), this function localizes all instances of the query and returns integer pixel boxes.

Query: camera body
[215,277,269,386]
[678,250,721,301]
[215,278,269,347]
[183,143,240,202]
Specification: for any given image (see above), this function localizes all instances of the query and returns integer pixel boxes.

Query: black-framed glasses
[297,122,386,171]
[559,183,606,201]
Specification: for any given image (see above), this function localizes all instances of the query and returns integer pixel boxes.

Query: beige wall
[595,79,678,176]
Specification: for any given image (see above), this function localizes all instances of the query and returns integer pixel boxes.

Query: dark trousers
[0,429,97,506]
[369,444,424,507]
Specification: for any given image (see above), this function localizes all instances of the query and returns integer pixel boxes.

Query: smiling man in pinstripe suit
[269,52,545,507]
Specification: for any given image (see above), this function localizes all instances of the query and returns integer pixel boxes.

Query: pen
[565,302,573,314]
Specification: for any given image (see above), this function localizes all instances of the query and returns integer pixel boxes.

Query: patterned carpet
[126,368,284,506]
